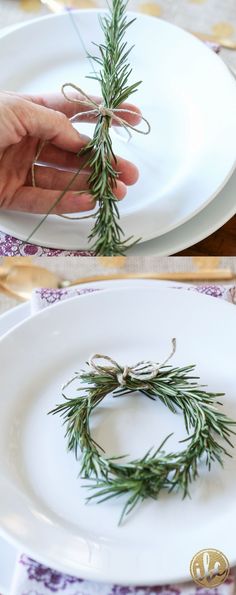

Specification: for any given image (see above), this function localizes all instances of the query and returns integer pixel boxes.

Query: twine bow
[62,83,151,140]
[31,83,151,223]
[89,339,176,387]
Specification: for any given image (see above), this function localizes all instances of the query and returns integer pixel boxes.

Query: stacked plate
[1,280,236,591]
[0,11,235,254]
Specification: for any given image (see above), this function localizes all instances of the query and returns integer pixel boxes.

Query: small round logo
[190,549,230,588]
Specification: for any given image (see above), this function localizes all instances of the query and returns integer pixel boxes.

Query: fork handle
[61,270,234,287]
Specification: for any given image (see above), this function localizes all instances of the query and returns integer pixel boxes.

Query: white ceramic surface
[0,287,236,585]
[0,281,175,593]
[0,303,30,337]
[130,167,236,255]
[0,302,29,595]
[0,11,235,250]
[0,537,18,595]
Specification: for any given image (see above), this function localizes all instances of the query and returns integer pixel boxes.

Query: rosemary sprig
[50,355,236,524]
[78,0,142,255]
[27,2,144,253]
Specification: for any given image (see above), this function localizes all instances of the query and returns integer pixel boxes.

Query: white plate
[130,166,236,255]
[0,287,236,585]
[0,302,30,338]
[0,280,176,595]
[0,303,30,594]
[0,280,175,594]
[0,11,235,250]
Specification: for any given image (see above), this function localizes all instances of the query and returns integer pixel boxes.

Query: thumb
[18,98,88,151]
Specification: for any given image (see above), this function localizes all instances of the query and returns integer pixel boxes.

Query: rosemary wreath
[50,340,236,524]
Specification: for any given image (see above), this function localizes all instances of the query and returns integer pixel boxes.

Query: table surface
[178,215,236,256]
[0,0,235,257]
[0,254,235,314]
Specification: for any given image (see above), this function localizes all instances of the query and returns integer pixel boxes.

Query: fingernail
[79,133,91,144]
[75,193,96,209]
[89,197,96,209]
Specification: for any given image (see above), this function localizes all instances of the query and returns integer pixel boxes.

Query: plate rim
[0,283,235,346]
[130,168,236,255]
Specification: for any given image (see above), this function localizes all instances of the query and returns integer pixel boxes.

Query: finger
[9,186,96,214]
[8,186,96,215]
[13,97,90,152]
[8,181,127,214]
[21,92,142,127]
[29,166,128,198]
[115,102,141,127]
[38,145,139,185]
[39,143,91,172]
[111,156,139,185]
[70,99,142,127]
[28,167,90,191]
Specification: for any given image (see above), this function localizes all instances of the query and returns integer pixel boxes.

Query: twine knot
[99,105,109,117]
[61,83,151,140]
[89,339,176,387]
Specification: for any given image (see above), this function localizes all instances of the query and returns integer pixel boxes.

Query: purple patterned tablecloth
[0,233,91,256]
[10,553,235,595]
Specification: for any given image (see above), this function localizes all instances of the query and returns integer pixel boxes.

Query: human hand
[0,91,140,214]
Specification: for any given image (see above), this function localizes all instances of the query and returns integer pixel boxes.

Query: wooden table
[176,215,236,256]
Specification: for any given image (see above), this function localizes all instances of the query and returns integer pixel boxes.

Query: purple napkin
[9,554,236,595]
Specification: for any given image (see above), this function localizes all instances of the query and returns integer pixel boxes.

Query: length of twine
[89,338,176,386]
[62,339,177,395]
[62,83,151,137]
[31,83,151,221]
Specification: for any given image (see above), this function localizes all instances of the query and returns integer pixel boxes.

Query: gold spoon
[0,263,234,301]
[20,0,42,11]
[0,264,59,301]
